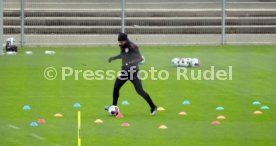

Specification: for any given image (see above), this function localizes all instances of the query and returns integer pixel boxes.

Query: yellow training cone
[217,115,226,120]
[54,113,63,117]
[159,125,168,129]
[94,119,103,124]
[179,112,187,116]
[157,107,165,111]
[254,110,263,115]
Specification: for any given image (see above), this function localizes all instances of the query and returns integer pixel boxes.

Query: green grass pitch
[0,45,276,146]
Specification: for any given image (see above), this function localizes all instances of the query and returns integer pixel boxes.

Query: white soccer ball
[186,58,192,65]
[174,60,180,67]
[171,58,180,66]
[171,58,179,64]
[179,58,189,67]
[191,58,200,67]
[108,105,119,116]
[140,56,145,64]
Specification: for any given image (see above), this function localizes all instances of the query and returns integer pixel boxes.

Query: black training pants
[112,67,156,109]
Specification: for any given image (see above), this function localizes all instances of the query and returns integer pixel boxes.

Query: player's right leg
[104,75,127,111]
[112,77,127,105]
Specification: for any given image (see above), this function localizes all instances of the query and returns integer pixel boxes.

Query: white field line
[7,124,21,130]
[30,133,45,140]
[7,123,60,145]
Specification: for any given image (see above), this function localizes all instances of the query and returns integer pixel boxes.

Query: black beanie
[118,33,128,41]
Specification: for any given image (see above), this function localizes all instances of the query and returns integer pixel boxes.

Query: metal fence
[0,0,276,49]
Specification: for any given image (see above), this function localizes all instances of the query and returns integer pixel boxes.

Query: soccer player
[105,33,157,116]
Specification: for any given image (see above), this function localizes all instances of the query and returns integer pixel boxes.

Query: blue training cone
[23,105,31,110]
[122,100,129,105]
[253,101,261,105]
[73,103,81,108]
[260,106,270,110]
[216,106,224,111]
[30,122,38,127]
[182,100,191,105]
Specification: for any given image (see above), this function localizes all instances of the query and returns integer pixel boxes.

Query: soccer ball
[108,105,119,116]
[190,58,200,67]
[179,58,189,67]
[171,58,179,64]
[171,58,180,66]
[186,58,192,65]
[140,56,145,64]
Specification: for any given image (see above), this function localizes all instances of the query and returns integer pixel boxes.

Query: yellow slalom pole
[78,111,81,146]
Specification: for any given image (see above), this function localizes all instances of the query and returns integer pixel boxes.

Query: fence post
[0,0,3,55]
[221,0,226,45]
[20,0,25,47]
[120,0,126,33]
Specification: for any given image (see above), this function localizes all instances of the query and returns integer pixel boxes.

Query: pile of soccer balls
[171,58,200,67]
